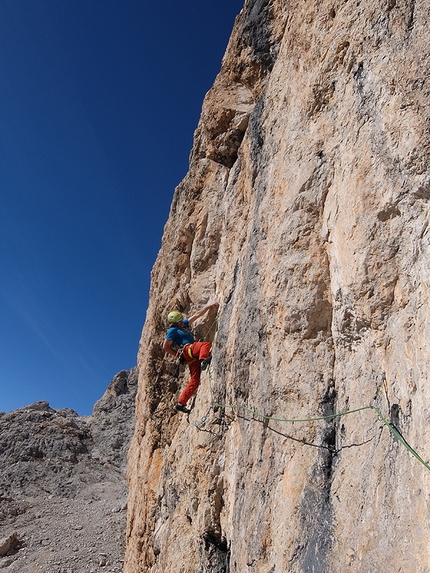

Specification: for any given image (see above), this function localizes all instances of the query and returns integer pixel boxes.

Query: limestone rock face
[125,1,430,572]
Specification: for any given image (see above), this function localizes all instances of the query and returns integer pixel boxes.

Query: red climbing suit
[178,341,211,406]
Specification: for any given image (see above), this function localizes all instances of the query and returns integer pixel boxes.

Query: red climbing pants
[178,341,211,406]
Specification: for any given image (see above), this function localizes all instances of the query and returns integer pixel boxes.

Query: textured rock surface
[125,1,430,572]
[0,368,137,572]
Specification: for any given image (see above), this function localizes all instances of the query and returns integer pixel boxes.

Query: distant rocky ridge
[0,367,137,572]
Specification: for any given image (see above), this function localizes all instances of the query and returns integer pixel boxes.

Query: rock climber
[163,302,219,414]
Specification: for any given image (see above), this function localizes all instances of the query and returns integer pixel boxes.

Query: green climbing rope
[202,316,219,342]
[371,405,430,472]
[210,388,373,424]
[207,368,430,472]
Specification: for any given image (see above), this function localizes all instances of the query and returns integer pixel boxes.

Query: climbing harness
[185,344,196,362]
[173,344,196,366]
[175,344,197,365]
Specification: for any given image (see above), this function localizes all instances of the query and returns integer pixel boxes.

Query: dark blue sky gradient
[0,0,243,414]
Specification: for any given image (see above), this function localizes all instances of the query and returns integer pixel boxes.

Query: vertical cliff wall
[125,1,430,571]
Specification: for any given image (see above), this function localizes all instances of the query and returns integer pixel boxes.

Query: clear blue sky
[0,0,243,415]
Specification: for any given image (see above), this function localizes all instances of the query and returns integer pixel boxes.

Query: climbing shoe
[175,403,191,414]
[201,355,212,371]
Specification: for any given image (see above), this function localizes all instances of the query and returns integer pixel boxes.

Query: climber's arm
[188,302,219,325]
[163,338,177,357]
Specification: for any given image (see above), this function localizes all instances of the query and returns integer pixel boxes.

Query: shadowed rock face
[0,367,137,572]
[125,1,430,572]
